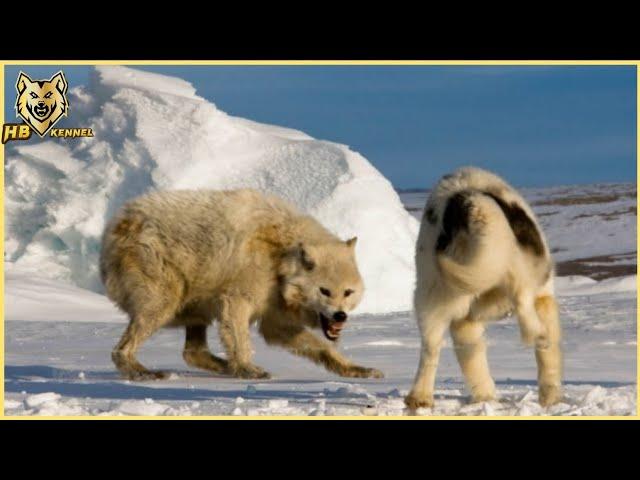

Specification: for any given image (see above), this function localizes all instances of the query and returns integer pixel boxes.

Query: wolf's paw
[362,367,385,379]
[127,370,169,381]
[342,365,384,379]
[404,391,434,410]
[231,364,271,379]
[539,384,562,407]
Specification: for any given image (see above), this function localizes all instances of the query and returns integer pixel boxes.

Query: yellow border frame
[1,59,638,420]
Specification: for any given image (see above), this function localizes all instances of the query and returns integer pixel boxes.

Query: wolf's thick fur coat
[101,189,383,380]
[405,167,562,409]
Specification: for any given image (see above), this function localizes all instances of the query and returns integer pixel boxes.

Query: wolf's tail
[435,191,514,294]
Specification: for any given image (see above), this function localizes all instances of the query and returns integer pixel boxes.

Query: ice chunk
[25,392,61,408]
[267,399,288,409]
[581,386,607,406]
[4,399,23,410]
[117,400,169,416]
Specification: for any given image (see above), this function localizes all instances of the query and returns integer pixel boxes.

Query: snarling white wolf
[101,189,383,381]
[405,167,562,409]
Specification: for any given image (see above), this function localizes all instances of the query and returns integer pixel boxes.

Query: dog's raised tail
[436,255,490,293]
[435,191,514,294]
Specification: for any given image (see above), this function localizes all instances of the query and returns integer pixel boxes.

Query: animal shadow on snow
[5,365,632,405]
[4,364,387,404]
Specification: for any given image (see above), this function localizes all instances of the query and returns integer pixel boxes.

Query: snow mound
[556,275,637,297]
[4,266,126,323]
[4,66,418,314]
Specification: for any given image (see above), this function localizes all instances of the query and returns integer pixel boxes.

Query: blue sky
[4,65,636,189]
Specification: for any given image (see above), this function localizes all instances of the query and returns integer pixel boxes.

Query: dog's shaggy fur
[101,189,383,380]
[405,167,562,409]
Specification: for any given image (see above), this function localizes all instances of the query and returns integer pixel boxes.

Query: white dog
[405,167,562,409]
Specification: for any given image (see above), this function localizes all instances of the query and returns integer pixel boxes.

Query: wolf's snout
[333,311,347,322]
[38,101,45,106]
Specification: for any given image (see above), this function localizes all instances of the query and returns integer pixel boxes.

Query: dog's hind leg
[534,295,563,406]
[405,295,471,409]
[449,287,511,403]
[183,325,228,374]
[450,318,495,403]
[514,291,546,346]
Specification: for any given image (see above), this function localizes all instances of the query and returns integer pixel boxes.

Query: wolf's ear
[297,243,316,271]
[16,72,32,94]
[50,71,68,94]
[345,237,358,248]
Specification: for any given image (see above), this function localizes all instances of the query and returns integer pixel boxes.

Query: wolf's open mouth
[319,312,344,341]
[34,105,49,117]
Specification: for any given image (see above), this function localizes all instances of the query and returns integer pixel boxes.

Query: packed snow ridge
[6,384,635,417]
[4,66,418,314]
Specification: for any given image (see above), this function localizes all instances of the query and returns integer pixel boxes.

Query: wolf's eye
[319,287,332,297]
[29,92,38,99]
[344,289,354,297]
[44,92,53,99]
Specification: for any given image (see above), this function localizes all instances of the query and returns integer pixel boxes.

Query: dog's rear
[406,167,562,410]
[432,190,515,294]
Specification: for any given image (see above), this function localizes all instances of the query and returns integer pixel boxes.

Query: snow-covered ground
[4,268,636,416]
[4,208,636,416]
[3,66,636,416]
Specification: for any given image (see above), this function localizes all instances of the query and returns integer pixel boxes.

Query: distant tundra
[100,189,383,380]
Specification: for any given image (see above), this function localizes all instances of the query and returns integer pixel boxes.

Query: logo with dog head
[15,71,69,137]
[2,70,94,144]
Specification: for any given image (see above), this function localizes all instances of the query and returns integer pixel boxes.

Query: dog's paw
[404,392,434,410]
[470,384,496,404]
[539,384,562,407]
[470,393,496,404]
[231,364,271,380]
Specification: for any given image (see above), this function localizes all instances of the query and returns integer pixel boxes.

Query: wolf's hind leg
[218,295,270,379]
[534,295,563,406]
[110,258,182,381]
[450,318,495,403]
[183,324,228,374]
[112,313,173,381]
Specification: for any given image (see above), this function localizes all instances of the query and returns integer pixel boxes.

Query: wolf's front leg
[262,324,383,379]
[218,295,270,379]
